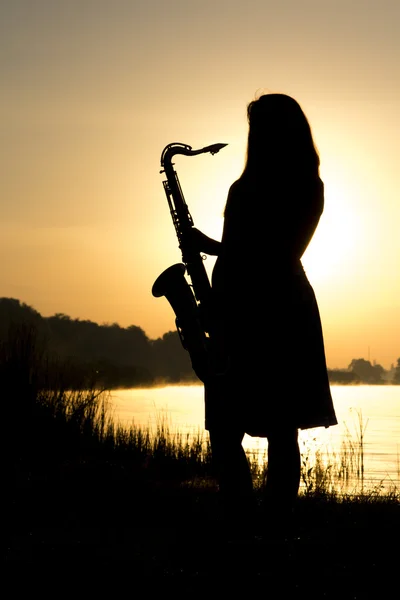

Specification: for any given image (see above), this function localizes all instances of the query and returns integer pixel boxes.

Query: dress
[205,174,338,436]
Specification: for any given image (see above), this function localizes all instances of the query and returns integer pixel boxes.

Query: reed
[3,324,398,504]
[29,389,400,501]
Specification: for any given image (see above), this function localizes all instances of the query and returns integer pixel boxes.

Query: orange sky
[1,1,399,369]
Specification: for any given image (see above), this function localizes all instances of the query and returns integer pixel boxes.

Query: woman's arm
[287,179,325,259]
[187,227,221,256]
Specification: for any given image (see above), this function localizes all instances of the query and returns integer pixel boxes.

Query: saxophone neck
[161,142,228,170]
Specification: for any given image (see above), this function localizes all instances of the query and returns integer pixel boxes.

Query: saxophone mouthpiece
[208,143,228,155]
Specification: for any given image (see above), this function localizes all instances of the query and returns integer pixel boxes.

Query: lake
[109,384,400,495]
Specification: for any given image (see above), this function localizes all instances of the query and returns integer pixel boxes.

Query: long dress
[205,173,338,437]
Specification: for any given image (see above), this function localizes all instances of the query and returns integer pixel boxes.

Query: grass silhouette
[3,324,399,591]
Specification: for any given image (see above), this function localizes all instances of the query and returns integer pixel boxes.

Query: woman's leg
[263,427,300,526]
[209,428,253,499]
[209,428,255,530]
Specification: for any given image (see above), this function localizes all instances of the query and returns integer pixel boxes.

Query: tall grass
[3,324,398,505]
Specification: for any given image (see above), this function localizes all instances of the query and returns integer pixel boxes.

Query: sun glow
[302,174,362,284]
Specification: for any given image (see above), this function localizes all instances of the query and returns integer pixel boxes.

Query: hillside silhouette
[0,297,399,388]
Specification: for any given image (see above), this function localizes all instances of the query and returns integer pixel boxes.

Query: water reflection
[110,384,400,494]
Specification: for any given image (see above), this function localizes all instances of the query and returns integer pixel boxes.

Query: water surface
[110,384,400,493]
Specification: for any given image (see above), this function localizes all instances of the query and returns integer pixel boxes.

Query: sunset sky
[1,0,399,370]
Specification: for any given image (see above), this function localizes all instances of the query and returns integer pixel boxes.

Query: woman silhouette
[190,93,337,539]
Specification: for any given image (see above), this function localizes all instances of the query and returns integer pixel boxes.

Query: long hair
[242,93,320,178]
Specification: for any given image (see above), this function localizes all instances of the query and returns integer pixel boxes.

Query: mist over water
[110,384,400,494]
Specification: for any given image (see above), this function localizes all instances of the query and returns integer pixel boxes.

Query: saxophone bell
[152,263,209,381]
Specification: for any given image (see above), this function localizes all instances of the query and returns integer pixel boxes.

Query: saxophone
[152,142,227,381]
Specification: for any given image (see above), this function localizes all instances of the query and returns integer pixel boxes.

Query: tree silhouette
[393,358,400,384]
[1,297,398,387]
[0,298,195,387]
[348,358,385,384]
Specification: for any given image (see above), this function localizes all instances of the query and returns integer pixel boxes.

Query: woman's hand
[185,227,221,256]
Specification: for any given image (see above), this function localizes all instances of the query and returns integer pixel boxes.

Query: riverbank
[6,472,399,596]
[3,335,398,592]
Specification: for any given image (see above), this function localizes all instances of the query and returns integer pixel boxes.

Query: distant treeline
[328,360,400,385]
[0,298,399,388]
